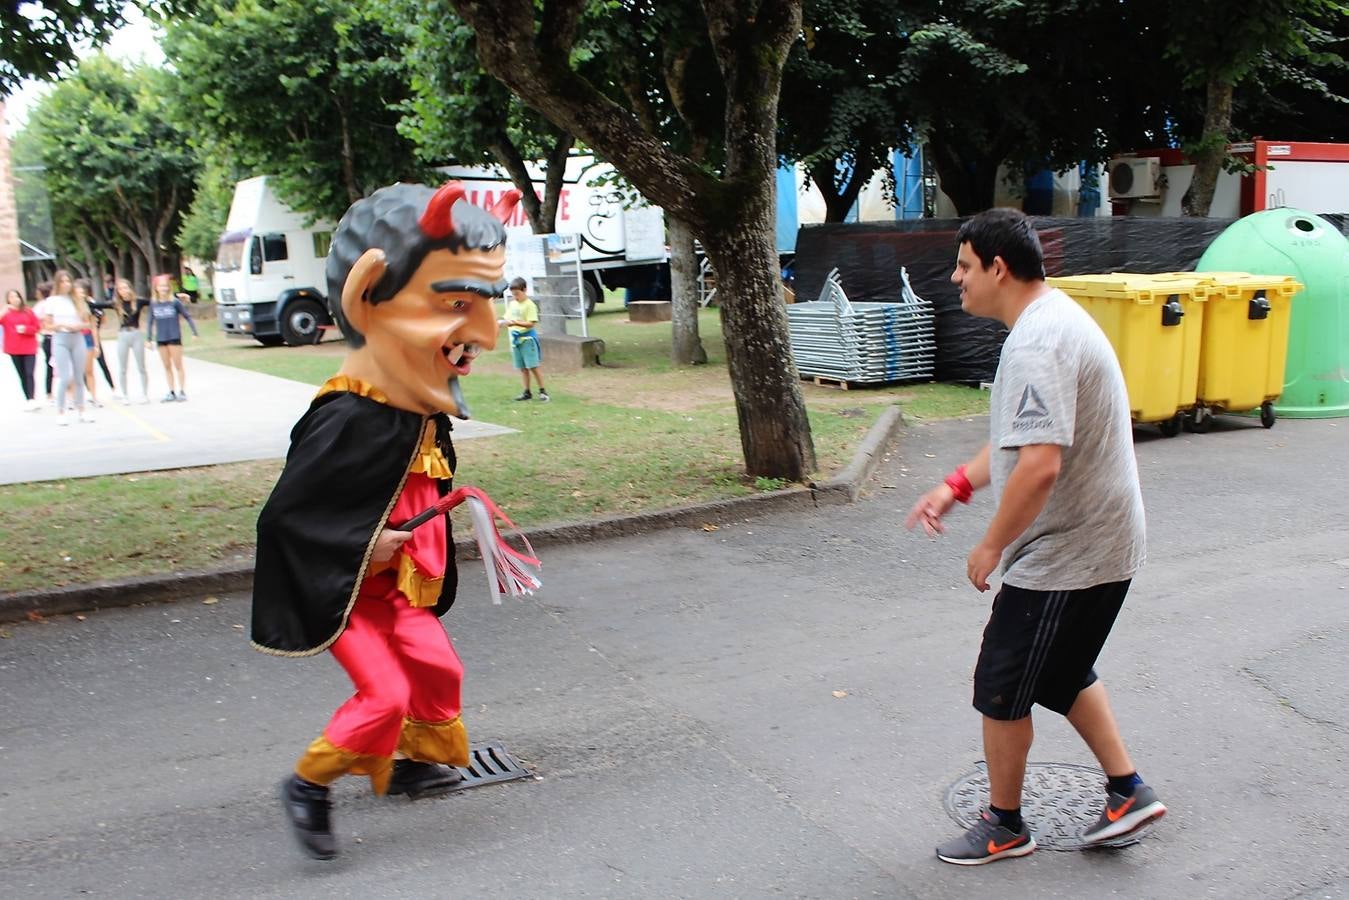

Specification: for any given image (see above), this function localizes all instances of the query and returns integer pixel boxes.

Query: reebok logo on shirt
[1013,385,1053,429]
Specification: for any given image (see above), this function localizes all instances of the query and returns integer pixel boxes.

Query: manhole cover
[446,742,531,793]
[944,761,1154,851]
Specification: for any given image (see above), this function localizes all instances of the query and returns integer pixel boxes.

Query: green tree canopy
[24,55,198,287]
[176,151,250,264]
[450,0,818,480]
[165,0,432,224]
[780,0,915,222]
[1,0,124,92]
[388,2,576,233]
[1161,0,1349,214]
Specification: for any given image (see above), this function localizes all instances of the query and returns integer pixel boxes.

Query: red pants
[295,573,468,793]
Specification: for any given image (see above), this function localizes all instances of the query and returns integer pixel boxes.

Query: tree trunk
[489,136,545,232]
[110,216,160,280]
[667,214,707,365]
[703,186,816,479]
[132,253,148,296]
[337,106,361,204]
[153,184,179,268]
[452,0,815,479]
[809,158,867,223]
[1182,77,1233,217]
[927,138,999,216]
[539,133,573,233]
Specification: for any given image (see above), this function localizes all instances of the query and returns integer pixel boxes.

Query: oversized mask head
[326,182,522,418]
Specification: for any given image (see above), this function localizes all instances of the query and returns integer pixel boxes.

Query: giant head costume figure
[325,181,522,418]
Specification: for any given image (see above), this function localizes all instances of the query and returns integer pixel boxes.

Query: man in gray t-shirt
[989,287,1146,589]
[905,209,1166,866]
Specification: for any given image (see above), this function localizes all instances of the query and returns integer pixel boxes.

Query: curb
[0,406,906,625]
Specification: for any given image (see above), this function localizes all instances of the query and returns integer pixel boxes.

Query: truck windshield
[215,230,251,272]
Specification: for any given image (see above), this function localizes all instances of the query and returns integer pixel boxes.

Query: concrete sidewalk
[1,414,1346,898]
[0,352,516,484]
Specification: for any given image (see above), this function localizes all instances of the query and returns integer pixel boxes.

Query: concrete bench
[537,333,606,372]
[628,300,672,323]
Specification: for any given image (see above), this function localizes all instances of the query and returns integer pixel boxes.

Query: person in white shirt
[41,270,95,425]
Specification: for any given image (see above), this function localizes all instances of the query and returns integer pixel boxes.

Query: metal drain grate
[944,761,1155,851]
[447,742,532,792]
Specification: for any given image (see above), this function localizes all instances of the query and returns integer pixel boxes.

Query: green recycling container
[1197,209,1349,418]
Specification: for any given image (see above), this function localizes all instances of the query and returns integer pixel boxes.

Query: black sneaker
[936,809,1037,865]
[1081,783,1166,845]
[513,390,532,401]
[280,774,337,860]
[537,389,550,402]
[387,759,465,800]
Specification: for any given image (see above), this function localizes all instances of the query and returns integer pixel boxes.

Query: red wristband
[944,465,973,504]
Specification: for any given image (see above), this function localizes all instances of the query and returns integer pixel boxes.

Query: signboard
[506,226,547,279]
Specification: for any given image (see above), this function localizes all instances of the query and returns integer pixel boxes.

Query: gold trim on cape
[249,413,423,659]
[410,419,453,478]
[251,378,452,657]
[316,374,390,404]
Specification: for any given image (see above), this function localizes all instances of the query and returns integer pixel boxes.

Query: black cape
[251,391,458,656]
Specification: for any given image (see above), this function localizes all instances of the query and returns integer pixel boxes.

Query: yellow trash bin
[1047,273,1209,436]
[1190,272,1301,431]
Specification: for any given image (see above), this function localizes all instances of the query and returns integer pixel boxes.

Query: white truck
[213,176,336,346]
[211,155,927,344]
[440,154,670,313]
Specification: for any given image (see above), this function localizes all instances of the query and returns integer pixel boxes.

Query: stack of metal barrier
[786,267,936,384]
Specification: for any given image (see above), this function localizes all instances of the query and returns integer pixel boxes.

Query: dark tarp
[793,217,1236,384]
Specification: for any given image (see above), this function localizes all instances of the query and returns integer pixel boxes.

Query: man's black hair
[326,183,508,347]
[955,208,1046,282]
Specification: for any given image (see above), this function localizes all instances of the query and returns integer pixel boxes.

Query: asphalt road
[2,414,1346,899]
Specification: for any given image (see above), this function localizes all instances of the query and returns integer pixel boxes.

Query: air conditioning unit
[1108,157,1162,199]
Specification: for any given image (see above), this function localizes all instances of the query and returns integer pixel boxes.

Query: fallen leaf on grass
[701,523,719,532]
[832,690,849,699]
[202,597,219,605]
[0,629,11,638]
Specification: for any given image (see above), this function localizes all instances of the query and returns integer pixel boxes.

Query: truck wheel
[282,299,325,346]
[254,335,284,347]
[576,278,598,317]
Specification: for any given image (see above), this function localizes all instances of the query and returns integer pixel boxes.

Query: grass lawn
[0,301,987,593]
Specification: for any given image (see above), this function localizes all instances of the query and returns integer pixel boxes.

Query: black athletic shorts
[972,579,1130,720]
[157,338,182,346]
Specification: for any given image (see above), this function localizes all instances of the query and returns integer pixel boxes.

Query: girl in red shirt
[1,289,41,409]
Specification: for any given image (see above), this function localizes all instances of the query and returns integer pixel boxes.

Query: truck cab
[214,176,335,346]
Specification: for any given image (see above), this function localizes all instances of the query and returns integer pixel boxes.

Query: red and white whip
[394,486,542,604]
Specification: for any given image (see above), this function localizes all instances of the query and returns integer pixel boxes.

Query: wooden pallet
[806,375,851,390]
